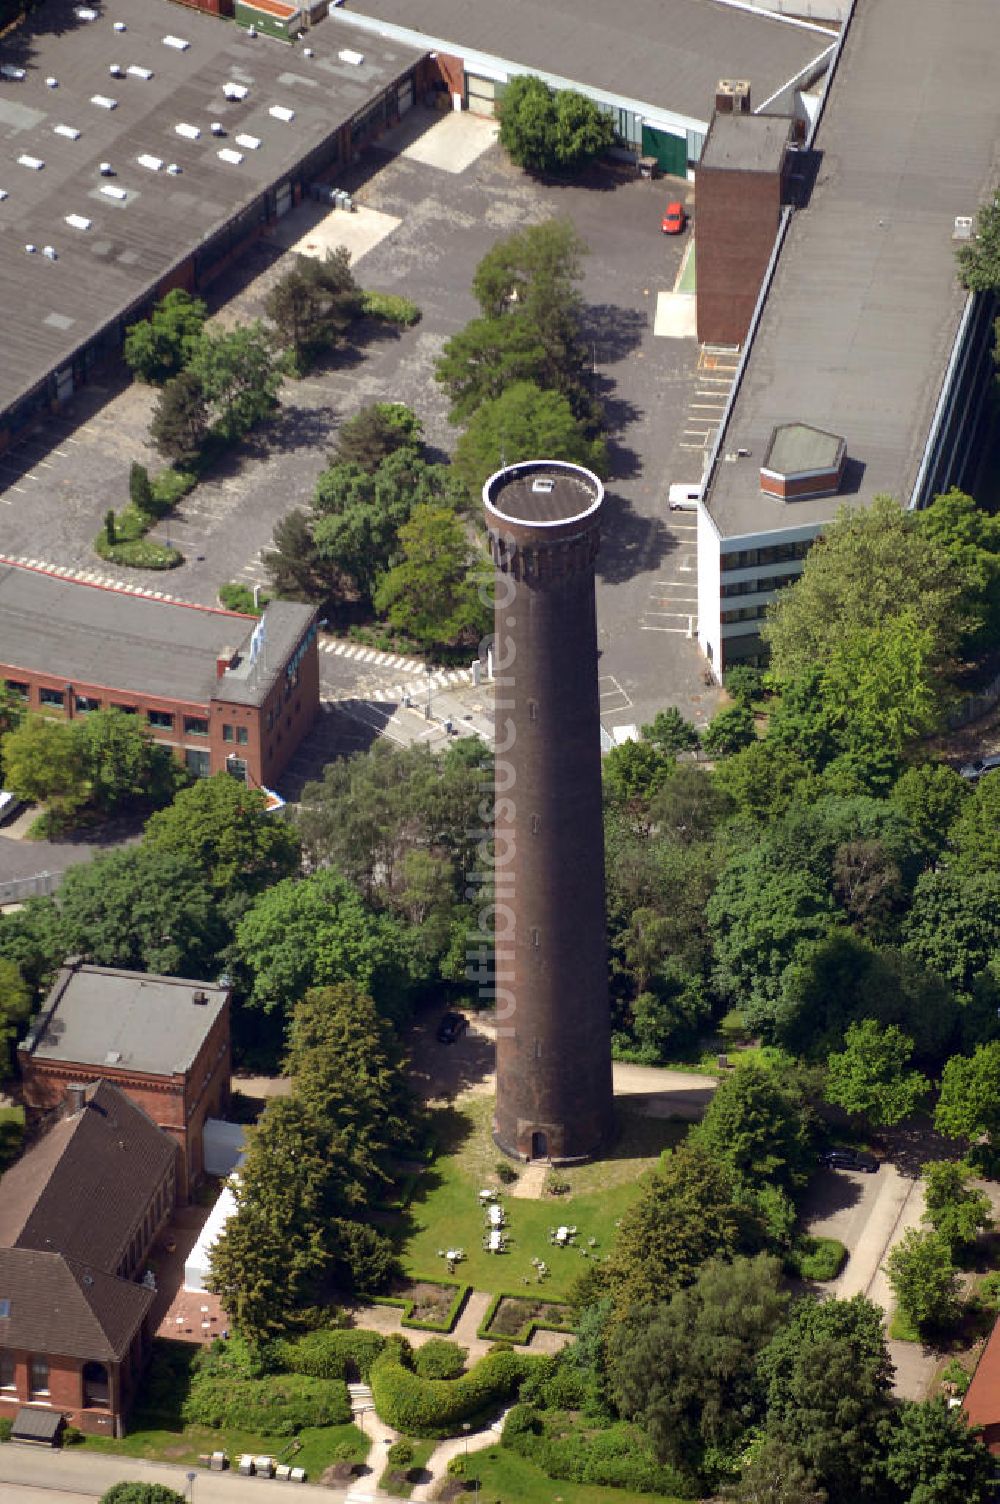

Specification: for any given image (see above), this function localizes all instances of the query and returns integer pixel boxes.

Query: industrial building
[0,562,319,788]
[696,0,999,675]
[484,460,614,1165]
[0,0,425,451]
[330,0,835,176]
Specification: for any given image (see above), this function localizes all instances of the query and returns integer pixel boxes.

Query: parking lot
[0,110,723,727]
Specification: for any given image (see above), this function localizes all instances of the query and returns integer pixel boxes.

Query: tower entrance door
[530,1131,548,1161]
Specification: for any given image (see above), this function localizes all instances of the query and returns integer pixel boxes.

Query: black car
[436,1012,469,1044]
[822,1147,879,1174]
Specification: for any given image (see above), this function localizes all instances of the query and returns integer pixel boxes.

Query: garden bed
[373,1279,469,1333]
[479,1294,576,1344]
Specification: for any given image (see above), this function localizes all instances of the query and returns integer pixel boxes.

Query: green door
[642,124,688,178]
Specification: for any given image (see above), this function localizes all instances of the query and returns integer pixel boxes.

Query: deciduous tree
[144,774,300,902]
[330,402,422,472]
[692,1059,814,1191]
[883,1397,993,1504]
[453,381,606,500]
[886,1228,961,1331]
[934,1042,1000,1157]
[189,322,282,440]
[0,957,31,1074]
[264,248,362,372]
[373,504,489,649]
[123,289,207,385]
[149,368,209,465]
[824,1019,929,1126]
[1,714,86,819]
[921,1160,993,1253]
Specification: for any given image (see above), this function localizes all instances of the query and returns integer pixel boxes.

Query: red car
[661,201,687,234]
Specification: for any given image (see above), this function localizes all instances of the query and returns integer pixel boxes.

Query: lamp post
[186,1469,196,1503]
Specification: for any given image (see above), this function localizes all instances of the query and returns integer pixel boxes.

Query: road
[0,1445,377,1504]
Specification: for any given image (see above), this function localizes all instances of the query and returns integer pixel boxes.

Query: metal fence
[0,870,59,906]
[946,669,1000,731]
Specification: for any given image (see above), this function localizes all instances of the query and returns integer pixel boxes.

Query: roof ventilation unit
[137,153,164,171]
[223,81,248,100]
[715,79,751,115]
[74,5,98,17]
[127,65,153,80]
[100,184,127,200]
[175,122,201,140]
[953,215,974,240]
[217,147,244,165]
[167,162,181,175]
[109,63,124,77]
[0,190,7,201]
[234,133,260,150]
[269,104,295,123]
[338,48,364,66]
[162,34,190,50]
[42,245,57,260]
[54,124,81,139]
[45,76,58,88]
[65,213,91,230]
[99,161,115,175]
[17,154,45,170]
[210,121,225,136]
[113,20,127,30]
[24,243,36,253]
[91,94,118,109]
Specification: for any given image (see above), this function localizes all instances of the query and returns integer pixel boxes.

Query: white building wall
[697,503,723,675]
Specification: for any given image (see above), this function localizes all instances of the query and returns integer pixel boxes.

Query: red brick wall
[695,165,782,347]
[760,467,842,500]
[0,1351,126,1436]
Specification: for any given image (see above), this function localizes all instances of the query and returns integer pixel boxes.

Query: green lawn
[464,1447,689,1504]
[390,1098,685,1301]
[81,1421,367,1477]
[379,1437,437,1497]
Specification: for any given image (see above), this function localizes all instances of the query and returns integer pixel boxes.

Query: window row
[721,604,770,625]
[4,682,214,737]
[0,1351,48,1396]
[720,539,812,573]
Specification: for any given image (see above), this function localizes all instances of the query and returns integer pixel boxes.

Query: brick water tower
[483,459,614,1164]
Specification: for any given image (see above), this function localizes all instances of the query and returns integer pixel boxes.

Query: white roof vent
[217,147,244,166]
[91,94,118,110]
[127,65,153,80]
[109,63,124,77]
[99,161,114,175]
[175,122,201,140]
[113,20,127,31]
[269,104,295,123]
[25,243,36,253]
[74,5,98,17]
[42,245,57,260]
[223,82,248,101]
[45,76,58,88]
[104,1049,122,1065]
[100,184,127,200]
[137,153,164,171]
[166,162,181,175]
[54,124,81,140]
[17,154,44,170]
[531,478,555,494]
[65,213,91,230]
[303,46,314,57]
[163,34,190,50]
[234,133,260,150]
[0,190,7,201]
[338,48,364,66]
[1,64,26,80]
[210,122,225,136]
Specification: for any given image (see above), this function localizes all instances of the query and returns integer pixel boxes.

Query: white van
[668,483,701,511]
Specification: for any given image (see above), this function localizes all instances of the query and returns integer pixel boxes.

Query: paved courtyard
[0,109,722,730]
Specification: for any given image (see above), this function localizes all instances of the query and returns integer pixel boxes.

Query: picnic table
[487,1229,503,1253]
[488,1203,505,1227]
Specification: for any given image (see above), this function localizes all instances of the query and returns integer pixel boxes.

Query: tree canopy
[824,1019,929,1126]
[123,289,207,386]
[498,75,614,174]
[144,774,301,904]
[453,381,606,501]
[372,504,489,650]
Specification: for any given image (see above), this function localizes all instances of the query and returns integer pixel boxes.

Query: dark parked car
[436,1012,468,1045]
[822,1147,879,1173]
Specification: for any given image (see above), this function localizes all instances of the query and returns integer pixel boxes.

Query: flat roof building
[0,562,319,788]
[0,0,424,446]
[332,0,834,176]
[696,0,1000,675]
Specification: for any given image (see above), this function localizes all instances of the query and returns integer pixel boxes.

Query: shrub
[545,1173,570,1197]
[62,1426,85,1446]
[370,1347,534,1437]
[360,290,422,327]
[0,1415,11,1442]
[182,1371,351,1434]
[495,1160,518,1185]
[275,1328,387,1383]
[386,1439,414,1467]
[219,581,268,616]
[413,1340,467,1380]
[100,1487,188,1504]
[0,1106,26,1171]
[978,1271,1000,1311]
[940,1358,972,1396]
[786,1236,848,1282]
[105,508,117,545]
[446,1455,467,1477]
[129,461,155,516]
[151,467,197,510]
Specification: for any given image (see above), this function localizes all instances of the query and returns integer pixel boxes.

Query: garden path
[409,1408,512,1503]
[510,1163,548,1199]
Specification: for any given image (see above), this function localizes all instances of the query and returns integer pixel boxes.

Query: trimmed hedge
[412,1339,467,1381]
[275,1328,388,1383]
[182,1371,351,1435]
[370,1347,535,1438]
[477,1293,577,1345]
[786,1236,848,1282]
[360,290,421,327]
[370,1280,469,1333]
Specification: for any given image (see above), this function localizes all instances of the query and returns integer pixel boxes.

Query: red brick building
[0,1080,177,1438]
[19,961,231,1202]
[695,104,795,348]
[0,563,318,791]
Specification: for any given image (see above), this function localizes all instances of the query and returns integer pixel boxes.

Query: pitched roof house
[0,1080,177,1438]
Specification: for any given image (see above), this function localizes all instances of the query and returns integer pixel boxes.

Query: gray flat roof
[23,963,228,1077]
[0,0,423,414]
[700,112,791,174]
[764,423,844,476]
[336,0,835,126]
[705,0,1000,541]
[0,562,312,706]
